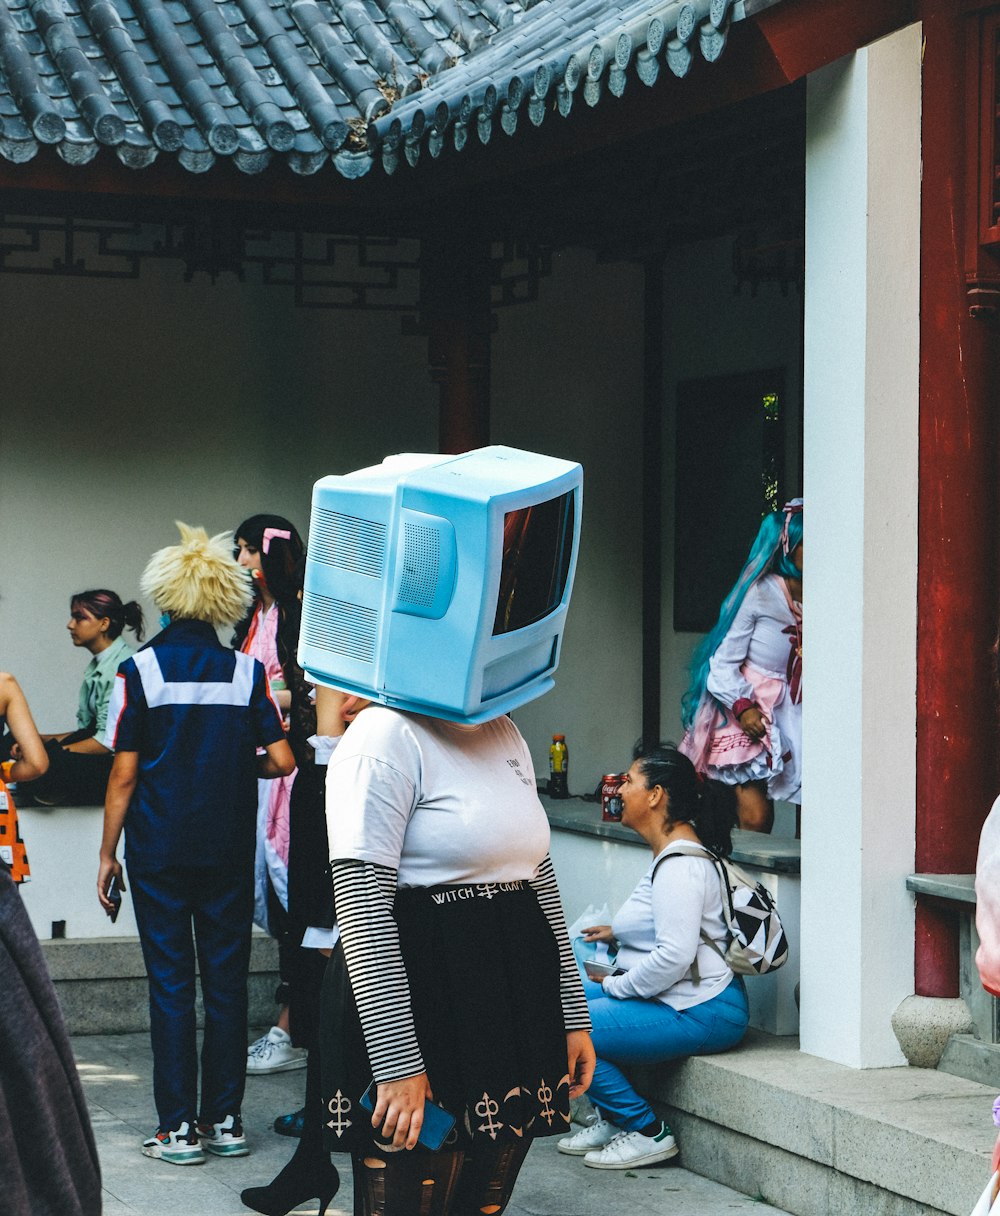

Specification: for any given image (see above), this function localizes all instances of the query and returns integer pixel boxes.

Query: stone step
[636,1030,997,1216]
[41,935,280,1035]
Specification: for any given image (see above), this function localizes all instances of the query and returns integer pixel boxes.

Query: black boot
[240,1150,340,1216]
[243,1047,340,1215]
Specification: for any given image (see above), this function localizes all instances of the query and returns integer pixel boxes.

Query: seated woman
[558,741,749,1170]
[27,590,144,806]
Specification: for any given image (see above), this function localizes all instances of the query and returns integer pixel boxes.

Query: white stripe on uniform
[132,648,256,708]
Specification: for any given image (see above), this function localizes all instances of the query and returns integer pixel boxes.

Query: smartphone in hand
[105,875,122,924]
[359,1081,456,1151]
[584,959,623,982]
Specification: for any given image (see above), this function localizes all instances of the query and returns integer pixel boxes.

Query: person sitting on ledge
[558,741,749,1170]
[20,590,144,807]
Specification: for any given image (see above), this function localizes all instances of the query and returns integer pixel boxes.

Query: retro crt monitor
[298,446,583,723]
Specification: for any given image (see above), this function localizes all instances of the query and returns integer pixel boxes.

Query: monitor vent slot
[303,594,378,663]
[311,509,386,578]
[397,522,440,609]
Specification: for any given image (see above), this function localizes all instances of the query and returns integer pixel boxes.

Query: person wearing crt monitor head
[287,448,594,1216]
[296,446,582,724]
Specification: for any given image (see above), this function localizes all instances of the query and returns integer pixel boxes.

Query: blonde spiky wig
[141,522,254,628]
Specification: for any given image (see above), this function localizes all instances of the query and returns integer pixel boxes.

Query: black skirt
[0,862,102,1215]
[320,881,572,1152]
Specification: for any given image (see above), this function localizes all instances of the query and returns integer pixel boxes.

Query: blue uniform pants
[129,865,253,1131]
[583,975,749,1130]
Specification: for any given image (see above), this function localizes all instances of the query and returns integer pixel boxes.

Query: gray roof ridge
[0,0,768,179]
[369,0,743,174]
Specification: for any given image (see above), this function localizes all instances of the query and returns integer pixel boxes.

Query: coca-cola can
[601,773,624,822]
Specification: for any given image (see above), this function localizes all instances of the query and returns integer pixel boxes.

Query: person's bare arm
[257,737,295,778]
[63,735,111,756]
[97,751,138,910]
[0,673,48,783]
[566,1029,596,1098]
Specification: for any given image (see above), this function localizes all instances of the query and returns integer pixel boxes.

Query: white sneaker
[557,1115,620,1156]
[141,1121,205,1165]
[246,1026,307,1074]
[583,1124,679,1169]
[197,1113,249,1156]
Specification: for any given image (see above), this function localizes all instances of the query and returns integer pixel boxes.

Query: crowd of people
[0,496,803,1216]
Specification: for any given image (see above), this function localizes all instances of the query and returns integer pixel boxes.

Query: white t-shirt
[325,707,550,887]
[603,841,734,1010]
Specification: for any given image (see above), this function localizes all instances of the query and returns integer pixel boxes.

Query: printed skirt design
[0,778,29,884]
[320,882,572,1152]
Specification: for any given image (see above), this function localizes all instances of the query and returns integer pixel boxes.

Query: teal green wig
[681,500,803,730]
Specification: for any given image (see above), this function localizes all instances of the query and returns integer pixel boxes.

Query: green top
[76,634,133,736]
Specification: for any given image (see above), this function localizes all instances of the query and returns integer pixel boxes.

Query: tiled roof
[0,0,778,180]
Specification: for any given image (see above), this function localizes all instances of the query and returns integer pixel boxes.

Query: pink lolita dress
[242,601,297,926]
[682,574,802,804]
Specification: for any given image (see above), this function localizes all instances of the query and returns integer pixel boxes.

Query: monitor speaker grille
[303,594,378,663]
[311,509,386,578]
[397,522,440,609]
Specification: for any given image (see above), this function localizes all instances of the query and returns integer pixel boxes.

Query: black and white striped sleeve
[331,858,425,1083]
[530,853,592,1032]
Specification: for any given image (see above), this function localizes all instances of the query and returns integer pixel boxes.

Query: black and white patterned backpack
[654,843,789,976]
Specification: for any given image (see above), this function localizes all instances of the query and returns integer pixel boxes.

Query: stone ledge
[939,1034,1000,1090]
[40,935,280,1036]
[541,793,801,874]
[906,874,976,905]
[635,1030,996,1216]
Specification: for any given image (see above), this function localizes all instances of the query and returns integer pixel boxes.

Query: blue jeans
[584,976,749,1131]
[130,865,253,1131]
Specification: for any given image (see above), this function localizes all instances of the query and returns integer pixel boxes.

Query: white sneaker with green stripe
[583,1122,679,1169]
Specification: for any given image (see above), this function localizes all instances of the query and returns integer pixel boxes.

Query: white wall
[799,23,921,1067]
[494,248,647,793]
[0,257,438,732]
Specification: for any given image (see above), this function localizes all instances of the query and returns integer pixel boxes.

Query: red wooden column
[915,0,1000,996]
[413,234,494,455]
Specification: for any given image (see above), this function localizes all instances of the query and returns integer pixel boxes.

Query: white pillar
[799,23,922,1067]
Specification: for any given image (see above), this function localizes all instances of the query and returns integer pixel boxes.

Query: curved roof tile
[0,0,776,178]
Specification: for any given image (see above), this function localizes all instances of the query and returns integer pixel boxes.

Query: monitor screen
[493,490,576,635]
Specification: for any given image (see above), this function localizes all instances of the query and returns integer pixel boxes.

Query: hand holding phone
[359,1081,456,1152]
[584,959,625,982]
[105,874,123,924]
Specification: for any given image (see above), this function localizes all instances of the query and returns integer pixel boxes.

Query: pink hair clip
[262,527,291,554]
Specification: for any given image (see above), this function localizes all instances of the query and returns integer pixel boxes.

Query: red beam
[752,0,916,82]
[915,0,1000,995]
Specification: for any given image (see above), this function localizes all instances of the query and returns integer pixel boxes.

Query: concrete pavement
[76,1030,788,1215]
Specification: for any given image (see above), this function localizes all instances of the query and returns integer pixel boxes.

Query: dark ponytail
[70,590,145,642]
[632,740,738,858]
